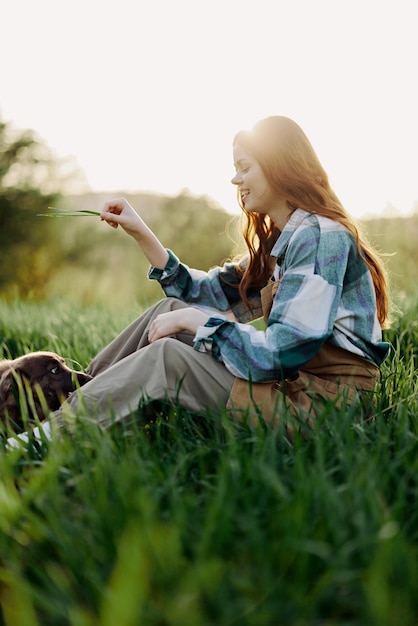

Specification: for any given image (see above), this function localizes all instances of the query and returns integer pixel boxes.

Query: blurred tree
[0,117,83,299]
[43,191,241,308]
[154,190,239,271]
[0,120,240,306]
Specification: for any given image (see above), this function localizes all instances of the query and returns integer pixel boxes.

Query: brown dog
[0,351,92,433]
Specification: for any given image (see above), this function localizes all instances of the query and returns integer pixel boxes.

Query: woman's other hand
[147,308,210,342]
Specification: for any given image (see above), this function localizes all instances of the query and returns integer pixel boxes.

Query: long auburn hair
[233,116,389,327]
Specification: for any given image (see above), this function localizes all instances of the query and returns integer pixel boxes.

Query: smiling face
[231,142,290,228]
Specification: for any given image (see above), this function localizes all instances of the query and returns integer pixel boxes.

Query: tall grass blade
[37,206,100,217]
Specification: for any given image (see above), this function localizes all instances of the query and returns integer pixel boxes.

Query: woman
[20,116,391,444]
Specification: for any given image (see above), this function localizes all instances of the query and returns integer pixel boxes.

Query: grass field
[0,295,417,626]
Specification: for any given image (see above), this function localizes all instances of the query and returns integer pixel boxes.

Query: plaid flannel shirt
[149,209,390,381]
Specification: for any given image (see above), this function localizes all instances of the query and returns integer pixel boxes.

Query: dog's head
[0,351,92,432]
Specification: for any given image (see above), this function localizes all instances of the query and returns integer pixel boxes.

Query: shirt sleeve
[148,249,256,315]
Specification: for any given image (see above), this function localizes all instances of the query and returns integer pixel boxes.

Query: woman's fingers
[100,199,133,229]
[147,309,210,343]
[101,210,122,228]
[103,198,126,214]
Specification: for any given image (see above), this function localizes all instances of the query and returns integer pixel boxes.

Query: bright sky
[1,0,417,217]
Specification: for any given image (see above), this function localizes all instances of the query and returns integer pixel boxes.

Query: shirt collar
[271,208,311,258]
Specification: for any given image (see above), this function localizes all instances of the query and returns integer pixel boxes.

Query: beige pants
[51,298,235,430]
[51,297,379,433]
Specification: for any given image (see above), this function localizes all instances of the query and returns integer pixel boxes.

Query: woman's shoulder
[275,211,356,270]
[292,209,348,235]
[279,212,361,285]
[283,210,350,246]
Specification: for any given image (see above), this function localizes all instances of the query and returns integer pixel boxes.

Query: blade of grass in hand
[37,206,101,217]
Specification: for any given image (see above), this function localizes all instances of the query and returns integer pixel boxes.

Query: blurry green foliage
[361,214,418,296]
[0,118,64,299]
[2,113,417,309]
[45,190,240,308]
[156,191,240,268]
[0,115,237,306]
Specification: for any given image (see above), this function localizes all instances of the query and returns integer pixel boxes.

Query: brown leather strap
[260,279,280,324]
[302,341,379,388]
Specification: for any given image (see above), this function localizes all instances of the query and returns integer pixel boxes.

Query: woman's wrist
[132,226,169,269]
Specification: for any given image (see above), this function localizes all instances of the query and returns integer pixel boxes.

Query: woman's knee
[149,336,190,369]
[150,338,233,400]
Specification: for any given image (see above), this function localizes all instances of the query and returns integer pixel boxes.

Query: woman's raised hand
[100,198,146,238]
[100,198,169,269]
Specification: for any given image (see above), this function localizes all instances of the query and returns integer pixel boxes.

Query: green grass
[0,297,418,625]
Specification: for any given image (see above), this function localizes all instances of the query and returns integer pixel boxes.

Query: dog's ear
[0,368,22,416]
[0,369,12,402]
[0,362,31,402]
[0,368,28,432]
[8,361,30,379]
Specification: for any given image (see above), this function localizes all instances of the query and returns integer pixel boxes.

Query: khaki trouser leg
[51,299,235,430]
[87,298,195,376]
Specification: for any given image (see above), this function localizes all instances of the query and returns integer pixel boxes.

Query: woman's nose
[231,172,241,185]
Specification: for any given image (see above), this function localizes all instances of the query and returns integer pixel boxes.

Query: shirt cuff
[193,317,230,357]
[148,249,179,282]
